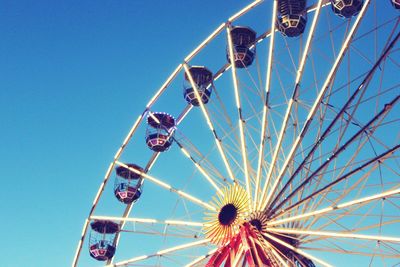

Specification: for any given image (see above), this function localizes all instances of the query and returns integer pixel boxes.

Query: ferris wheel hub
[218,203,238,225]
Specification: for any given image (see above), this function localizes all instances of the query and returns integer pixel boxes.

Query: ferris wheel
[73,0,400,266]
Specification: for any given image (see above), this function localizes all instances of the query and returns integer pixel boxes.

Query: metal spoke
[183,63,236,182]
[262,233,333,267]
[108,239,210,267]
[226,25,252,206]
[267,228,400,243]
[254,0,278,210]
[260,0,372,212]
[184,248,218,267]
[173,136,223,194]
[268,187,400,226]
[116,161,216,211]
[90,216,204,227]
[271,96,400,216]
[268,30,400,212]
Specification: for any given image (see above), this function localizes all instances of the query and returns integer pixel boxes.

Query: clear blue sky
[1,1,399,267]
[0,1,252,266]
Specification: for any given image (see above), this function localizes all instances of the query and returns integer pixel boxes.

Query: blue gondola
[183,66,213,106]
[146,112,175,152]
[227,26,257,68]
[331,0,363,18]
[114,164,144,204]
[89,220,118,261]
[277,0,308,37]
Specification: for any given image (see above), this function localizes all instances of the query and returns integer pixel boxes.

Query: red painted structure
[207,223,274,266]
